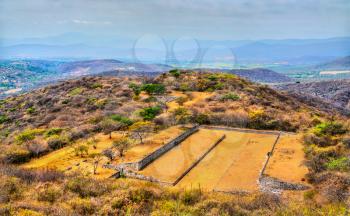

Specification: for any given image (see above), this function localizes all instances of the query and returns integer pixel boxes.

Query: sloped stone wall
[135,125,199,170]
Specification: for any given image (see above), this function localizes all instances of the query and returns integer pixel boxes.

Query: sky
[0,0,349,41]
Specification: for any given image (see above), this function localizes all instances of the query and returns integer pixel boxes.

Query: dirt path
[139,129,226,183]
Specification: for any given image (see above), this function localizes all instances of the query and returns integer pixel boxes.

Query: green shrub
[47,135,68,150]
[26,107,35,114]
[110,114,133,126]
[70,198,96,215]
[44,128,63,138]
[0,177,22,202]
[143,96,157,103]
[129,83,142,96]
[95,98,108,108]
[179,83,190,92]
[62,99,70,104]
[326,157,350,171]
[65,177,110,198]
[175,97,187,106]
[172,107,190,124]
[15,129,45,144]
[139,106,162,120]
[141,83,166,95]
[91,83,103,89]
[303,190,317,200]
[343,137,350,148]
[0,129,10,139]
[111,197,128,209]
[220,93,240,101]
[3,147,31,164]
[37,185,62,203]
[193,113,210,125]
[0,114,9,124]
[69,87,83,96]
[169,69,181,78]
[128,188,157,203]
[73,144,89,157]
[313,121,347,137]
[180,189,202,205]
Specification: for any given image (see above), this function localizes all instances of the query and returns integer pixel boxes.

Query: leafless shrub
[342,136,350,148]
[26,139,49,157]
[310,172,350,202]
[0,165,64,183]
[153,116,174,127]
[209,105,227,113]
[209,111,249,127]
[240,193,281,211]
[102,148,115,161]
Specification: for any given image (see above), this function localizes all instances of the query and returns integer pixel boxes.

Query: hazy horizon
[1,0,349,41]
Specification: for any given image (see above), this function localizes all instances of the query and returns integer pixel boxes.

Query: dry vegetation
[0,70,349,215]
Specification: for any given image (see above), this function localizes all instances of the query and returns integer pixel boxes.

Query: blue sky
[0,0,349,40]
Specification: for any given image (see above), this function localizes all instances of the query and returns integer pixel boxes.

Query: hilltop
[0,70,349,215]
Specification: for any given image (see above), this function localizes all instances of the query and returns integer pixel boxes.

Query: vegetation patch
[69,87,84,96]
[0,114,9,124]
[139,106,162,120]
[15,129,45,144]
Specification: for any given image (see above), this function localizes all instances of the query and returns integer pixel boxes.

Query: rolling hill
[276,79,350,113]
[0,70,349,215]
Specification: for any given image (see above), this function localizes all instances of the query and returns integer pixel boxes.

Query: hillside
[229,68,292,83]
[0,70,349,215]
[276,79,350,113]
[315,56,350,70]
[0,59,172,98]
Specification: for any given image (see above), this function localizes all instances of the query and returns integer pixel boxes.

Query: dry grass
[139,129,226,183]
[21,132,123,178]
[114,125,185,164]
[21,126,185,179]
[265,134,309,184]
[177,130,278,192]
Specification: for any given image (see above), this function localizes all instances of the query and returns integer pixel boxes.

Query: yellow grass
[177,130,278,192]
[115,125,185,164]
[22,126,184,179]
[167,91,214,111]
[139,129,226,183]
[22,132,123,178]
[264,134,309,184]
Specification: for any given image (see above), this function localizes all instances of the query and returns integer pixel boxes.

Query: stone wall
[259,132,281,178]
[200,125,285,135]
[135,125,199,170]
[115,125,199,171]
[259,176,309,193]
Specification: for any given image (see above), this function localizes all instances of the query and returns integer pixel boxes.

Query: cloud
[72,19,112,25]
[0,0,349,39]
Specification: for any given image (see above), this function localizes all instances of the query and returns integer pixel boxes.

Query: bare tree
[100,118,120,139]
[26,139,48,157]
[102,148,115,161]
[91,153,103,175]
[113,137,130,157]
[128,121,154,144]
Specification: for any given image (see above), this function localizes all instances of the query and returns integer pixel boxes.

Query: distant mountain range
[1,34,349,65]
[314,56,350,70]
